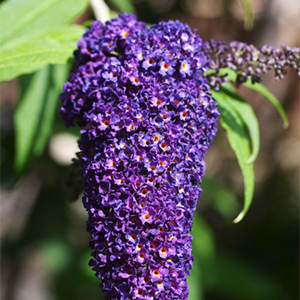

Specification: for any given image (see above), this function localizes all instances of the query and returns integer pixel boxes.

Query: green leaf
[107,0,136,13]
[109,10,119,19]
[0,0,89,46]
[205,67,237,81]
[1,22,85,50]
[241,0,254,30]
[222,84,260,163]
[243,81,289,128]
[201,176,241,221]
[14,64,69,175]
[205,68,288,129]
[211,90,255,223]
[0,27,82,82]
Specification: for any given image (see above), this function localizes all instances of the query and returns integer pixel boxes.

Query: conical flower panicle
[203,39,300,89]
[60,13,219,300]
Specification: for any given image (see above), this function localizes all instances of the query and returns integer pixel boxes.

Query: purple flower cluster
[60,13,219,299]
[203,39,300,89]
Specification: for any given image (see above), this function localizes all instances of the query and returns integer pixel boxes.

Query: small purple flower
[202,39,300,88]
[158,56,176,76]
[179,59,193,77]
[60,13,219,300]
[142,55,157,70]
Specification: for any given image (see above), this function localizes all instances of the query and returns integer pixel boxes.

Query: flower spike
[60,13,218,299]
[203,39,300,89]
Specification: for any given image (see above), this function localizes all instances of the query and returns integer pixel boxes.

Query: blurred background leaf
[188,211,215,300]
[14,66,51,175]
[14,64,69,176]
[106,0,136,14]
[209,252,292,300]
[40,239,72,274]
[240,0,254,30]
[201,176,240,221]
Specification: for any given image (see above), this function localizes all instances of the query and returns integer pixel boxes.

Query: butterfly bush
[60,13,299,300]
[204,40,300,89]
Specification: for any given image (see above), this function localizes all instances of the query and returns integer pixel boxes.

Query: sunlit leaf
[1,25,85,50]
[211,90,255,223]
[0,0,89,46]
[205,67,237,82]
[222,84,260,163]
[109,10,119,19]
[107,0,136,13]
[243,81,289,128]
[0,32,80,82]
